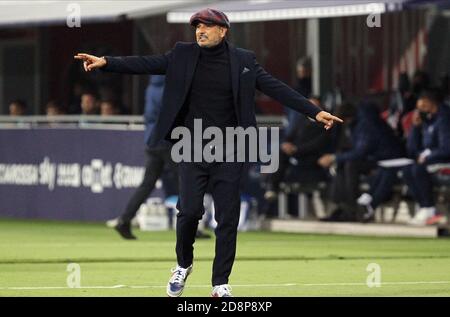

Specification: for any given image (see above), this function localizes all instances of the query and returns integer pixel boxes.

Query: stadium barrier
[0,115,282,222]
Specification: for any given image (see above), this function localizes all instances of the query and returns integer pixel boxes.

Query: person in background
[45,100,66,116]
[264,96,332,201]
[9,100,27,116]
[402,90,450,226]
[80,91,99,115]
[100,99,120,116]
[319,101,404,222]
[68,81,86,114]
[283,57,313,139]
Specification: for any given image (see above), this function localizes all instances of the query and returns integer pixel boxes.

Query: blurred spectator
[9,100,27,116]
[284,57,313,138]
[68,81,87,114]
[439,73,450,105]
[80,91,99,115]
[322,88,343,113]
[264,96,332,201]
[319,101,404,222]
[296,57,312,97]
[411,70,430,96]
[45,100,66,116]
[386,72,418,138]
[100,100,120,116]
[402,90,450,226]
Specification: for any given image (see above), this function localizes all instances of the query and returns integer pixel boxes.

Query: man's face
[100,102,117,116]
[196,23,227,48]
[46,106,59,116]
[9,103,25,116]
[416,97,437,114]
[297,65,310,79]
[81,94,97,114]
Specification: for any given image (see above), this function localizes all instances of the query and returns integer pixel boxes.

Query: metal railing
[0,115,285,129]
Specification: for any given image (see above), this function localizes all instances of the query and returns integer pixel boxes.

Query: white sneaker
[211,284,233,297]
[106,218,119,228]
[357,193,373,206]
[408,207,435,226]
[166,265,193,297]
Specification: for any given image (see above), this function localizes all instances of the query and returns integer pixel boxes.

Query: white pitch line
[1,281,450,291]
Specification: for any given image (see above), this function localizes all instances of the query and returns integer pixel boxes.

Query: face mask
[419,111,433,123]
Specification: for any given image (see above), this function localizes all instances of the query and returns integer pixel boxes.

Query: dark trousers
[176,161,243,286]
[120,147,177,224]
[402,163,434,208]
[369,167,400,209]
[267,151,326,190]
[329,160,376,217]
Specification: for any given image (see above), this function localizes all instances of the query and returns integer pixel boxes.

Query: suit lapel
[228,42,240,120]
[183,44,200,97]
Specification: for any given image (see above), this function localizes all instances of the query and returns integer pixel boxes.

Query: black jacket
[103,41,321,148]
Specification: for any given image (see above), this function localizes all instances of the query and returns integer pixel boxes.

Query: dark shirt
[183,40,237,132]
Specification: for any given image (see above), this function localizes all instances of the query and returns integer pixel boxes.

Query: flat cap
[190,8,230,29]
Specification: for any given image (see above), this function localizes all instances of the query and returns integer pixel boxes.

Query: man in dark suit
[75,8,342,297]
[112,75,210,241]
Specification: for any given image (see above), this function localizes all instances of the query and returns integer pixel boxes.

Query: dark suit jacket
[103,41,321,148]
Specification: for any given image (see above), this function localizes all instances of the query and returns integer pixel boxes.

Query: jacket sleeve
[406,126,423,158]
[335,127,373,163]
[101,50,172,75]
[426,117,450,162]
[254,57,321,120]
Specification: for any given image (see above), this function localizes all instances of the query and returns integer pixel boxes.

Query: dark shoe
[320,208,344,222]
[195,230,211,239]
[114,221,137,240]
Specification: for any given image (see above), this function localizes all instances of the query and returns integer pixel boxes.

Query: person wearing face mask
[318,101,404,222]
[402,90,450,226]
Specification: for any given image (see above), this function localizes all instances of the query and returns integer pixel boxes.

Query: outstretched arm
[74,51,171,75]
[254,58,343,130]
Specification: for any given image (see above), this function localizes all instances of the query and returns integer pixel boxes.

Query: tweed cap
[190,8,230,29]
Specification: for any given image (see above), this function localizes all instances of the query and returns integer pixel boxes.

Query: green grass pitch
[0,219,449,297]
